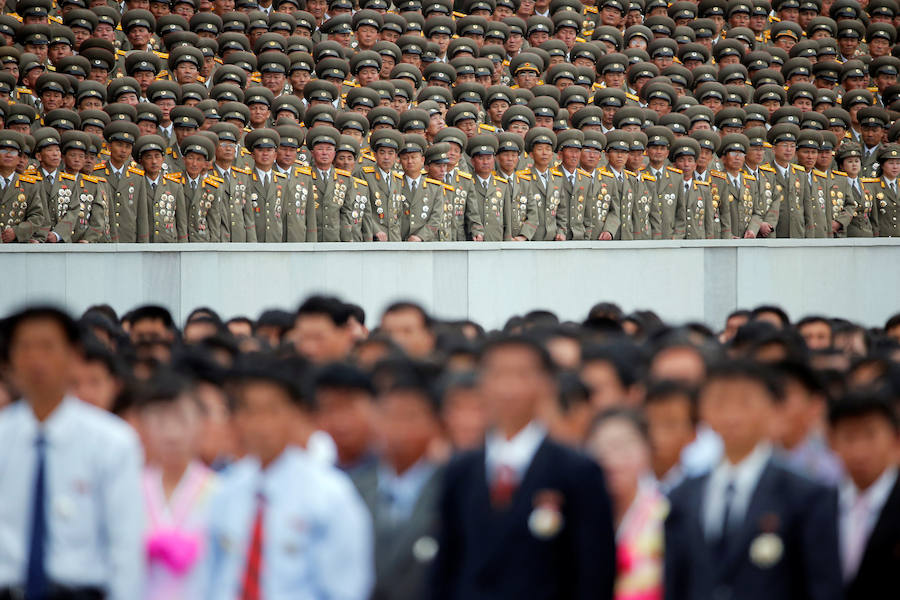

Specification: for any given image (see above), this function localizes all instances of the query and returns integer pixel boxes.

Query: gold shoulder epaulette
[18,175,37,183]
[577,168,591,177]
[128,166,144,176]
[600,169,614,177]
[641,172,656,181]
[759,164,776,173]
[294,166,311,176]
[210,174,224,183]
[93,162,107,171]
[274,171,287,179]
[60,172,76,181]
[335,168,351,177]
[745,174,756,181]
[362,166,375,173]
[493,174,508,184]
[231,166,251,175]
[861,177,879,183]
[425,177,442,186]
[550,168,563,176]
[457,171,472,180]
[667,166,682,174]
[82,174,100,183]
[695,179,710,186]
[164,172,182,182]
[791,164,804,172]
[625,92,639,101]
[393,172,403,179]
[834,170,847,176]
[203,177,219,188]
[813,169,827,177]
[624,169,637,177]
[442,183,453,190]
[479,123,496,132]
[353,177,368,186]
[710,170,726,179]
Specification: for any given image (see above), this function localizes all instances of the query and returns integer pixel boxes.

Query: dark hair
[436,369,479,404]
[828,390,899,431]
[226,316,255,330]
[582,316,625,337]
[885,312,900,332]
[374,358,442,415]
[81,335,126,379]
[382,301,432,328]
[133,368,192,410]
[703,359,782,400]
[643,379,699,425]
[230,352,313,409]
[581,341,643,387]
[751,304,791,327]
[312,361,376,396]
[623,310,665,338]
[186,307,222,327]
[298,295,352,327]
[1,306,80,361]
[522,309,559,329]
[588,406,650,444]
[587,301,623,322]
[346,303,366,326]
[83,304,118,324]
[478,333,556,375]
[129,305,175,330]
[557,371,590,412]
[797,315,832,332]
[772,358,826,397]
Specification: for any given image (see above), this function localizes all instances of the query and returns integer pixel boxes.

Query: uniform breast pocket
[51,472,99,546]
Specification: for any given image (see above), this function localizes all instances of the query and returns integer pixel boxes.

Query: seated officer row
[2,117,899,243]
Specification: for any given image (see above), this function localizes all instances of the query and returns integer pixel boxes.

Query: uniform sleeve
[85,182,110,243]
[339,178,354,243]
[569,178,586,240]
[314,477,374,600]
[602,192,621,239]
[716,181,733,239]
[673,185,686,239]
[465,185,484,239]
[137,183,150,243]
[800,485,843,600]
[100,428,146,600]
[833,178,856,232]
[554,180,568,239]
[14,183,48,242]
[242,178,258,243]
[763,174,781,232]
[176,185,188,243]
[520,184,540,240]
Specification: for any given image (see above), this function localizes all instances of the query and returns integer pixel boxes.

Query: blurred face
[375,146,397,171]
[399,151,425,177]
[63,149,86,174]
[830,414,899,491]
[381,308,434,358]
[581,360,627,412]
[497,150,519,173]
[883,158,900,180]
[334,151,355,171]
[701,376,775,460]
[723,150,746,173]
[127,25,151,49]
[442,386,487,450]
[215,139,236,164]
[70,359,120,411]
[471,154,495,177]
[376,390,438,470]
[316,386,374,465]
[479,345,551,434]
[292,314,352,363]
[312,142,336,169]
[773,141,795,165]
[606,149,628,171]
[774,378,822,450]
[139,396,202,469]
[645,395,695,479]
[586,416,651,504]
[650,346,706,387]
[796,148,818,169]
[8,318,77,402]
[140,150,164,178]
[233,381,297,466]
[799,320,832,350]
[183,152,208,179]
[37,145,61,171]
[531,143,553,168]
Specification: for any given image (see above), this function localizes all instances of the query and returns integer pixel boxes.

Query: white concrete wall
[1,239,898,330]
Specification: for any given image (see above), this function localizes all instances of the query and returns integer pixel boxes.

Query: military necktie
[892,181,897,195]
[150,181,156,193]
[25,433,47,599]
[411,179,417,194]
[684,182,690,195]
[191,180,197,191]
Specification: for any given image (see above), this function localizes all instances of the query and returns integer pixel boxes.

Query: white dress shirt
[376,459,437,522]
[485,421,547,483]
[775,163,790,179]
[0,398,145,600]
[405,175,422,190]
[839,466,898,580]
[703,443,772,540]
[200,446,373,600]
[255,168,273,186]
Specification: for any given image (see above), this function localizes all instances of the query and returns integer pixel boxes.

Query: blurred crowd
[4,0,900,243]
[1,297,900,600]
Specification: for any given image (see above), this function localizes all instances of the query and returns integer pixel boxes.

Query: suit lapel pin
[528,489,564,540]
[412,536,439,563]
[749,532,783,569]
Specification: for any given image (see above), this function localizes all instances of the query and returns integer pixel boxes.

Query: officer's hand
[832,220,841,233]
[599,232,613,241]
[514,235,527,241]
[47,232,59,243]
[407,235,423,242]
[743,231,756,239]
[1,227,14,243]
[759,223,772,236]
[555,233,566,241]
[473,234,484,241]
[375,232,388,242]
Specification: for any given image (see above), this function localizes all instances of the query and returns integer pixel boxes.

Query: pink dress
[142,461,219,600]
[614,482,669,600]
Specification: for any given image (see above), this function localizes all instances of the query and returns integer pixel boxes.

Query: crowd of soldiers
[1,0,900,243]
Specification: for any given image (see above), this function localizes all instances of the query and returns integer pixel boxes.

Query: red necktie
[491,464,517,509]
[241,495,265,600]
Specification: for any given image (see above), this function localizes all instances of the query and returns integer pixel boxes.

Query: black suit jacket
[664,458,843,600]
[430,437,616,600]
[846,474,900,600]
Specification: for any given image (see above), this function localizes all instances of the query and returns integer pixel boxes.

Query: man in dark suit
[431,335,616,600]
[829,391,900,600]
[665,360,843,600]
[352,360,444,600]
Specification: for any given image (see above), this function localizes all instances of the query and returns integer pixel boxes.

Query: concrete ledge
[2,240,898,329]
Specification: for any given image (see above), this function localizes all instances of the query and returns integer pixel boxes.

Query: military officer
[0,131,46,243]
[865,143,900,237]
[361,129,403,242]
[817,133,856,239]
[237,128,291,243]
[602,131,638,240]
[711,134,764,239]
[165,105,204,175]
[395,133,442,242]
[436,127,475,241]
[642,127,681,239]
[858,107,887,177]
[29,127,62,207]
[209,123,257,243]
[742,127,779,239]
[135,134,188,243]
[177,134,223,243]
[554,129,589,240]
[791,130,832,238]
[669,138,717,240]
[49,131,109,243]
[465,134,510,242]
[275,127,318,243]
[100,121,148,243]
[307,126,368,242]
[496,133,539,241]
[837,143,873,237]
[521,127,567,241]
[765,123,808,238]
[423,143,464,242]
